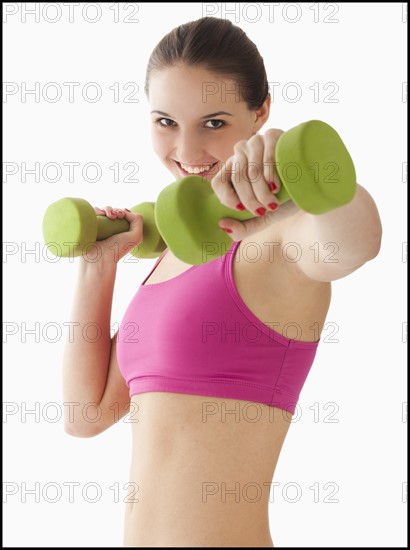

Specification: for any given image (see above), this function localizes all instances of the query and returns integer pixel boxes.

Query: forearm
[307,183,383,266]
[63,258,117,411]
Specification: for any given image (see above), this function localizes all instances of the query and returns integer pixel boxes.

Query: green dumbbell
[42,119,356,265]
[42,199,165,259]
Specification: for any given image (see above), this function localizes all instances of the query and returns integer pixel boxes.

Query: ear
[253,93,271,133]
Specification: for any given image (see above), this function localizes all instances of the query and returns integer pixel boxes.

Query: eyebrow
[150,110,234,119]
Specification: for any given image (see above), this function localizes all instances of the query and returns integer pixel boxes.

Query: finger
[121,212,144,254]
[211,155,241,208]
[218,201,300,242]
[231,141,266,216]
[230,145,263,213]
[262,129,283,193]
[218,213,273,242]
[102,205,117,218]
[123,208,142,225]
[214,143,266,217]
[96,206,133,219]
[245,135,278,214]
[113,208,125,219]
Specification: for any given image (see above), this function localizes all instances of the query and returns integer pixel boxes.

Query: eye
[154,118,226,129]
[204,120,225,129]
[155,118,176,127]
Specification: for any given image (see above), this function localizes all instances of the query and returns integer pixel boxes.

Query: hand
[92,205,144,262]
[211,129,301,241]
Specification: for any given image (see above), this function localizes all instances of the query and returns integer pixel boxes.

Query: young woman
[63,17,383,547]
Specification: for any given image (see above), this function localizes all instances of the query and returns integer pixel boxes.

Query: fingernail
[235,203,246,211]
[221,227,233,233]
[255,207,266,216]
[268,202,279,211]
[269,182,278,192]
[109,209,115,215]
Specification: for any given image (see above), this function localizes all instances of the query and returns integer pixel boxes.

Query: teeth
[180,162,213,174]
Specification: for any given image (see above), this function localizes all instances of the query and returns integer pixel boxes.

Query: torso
[124,219,331,547]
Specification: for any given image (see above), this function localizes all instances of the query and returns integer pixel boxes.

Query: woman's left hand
[211,128,301,241]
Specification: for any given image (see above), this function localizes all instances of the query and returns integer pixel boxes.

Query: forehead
[148,64,245,116]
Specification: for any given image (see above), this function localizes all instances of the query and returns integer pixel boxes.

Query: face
[148,64,270,182]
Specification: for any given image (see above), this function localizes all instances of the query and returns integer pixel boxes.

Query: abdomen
[123,392,291,547]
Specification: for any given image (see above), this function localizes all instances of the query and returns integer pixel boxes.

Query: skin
[91,63,379,546]
[149,65,269,183]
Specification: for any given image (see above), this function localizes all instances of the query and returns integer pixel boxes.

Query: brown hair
[144,17,269,110]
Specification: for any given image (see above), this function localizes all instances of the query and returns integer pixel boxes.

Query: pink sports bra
[116,239,320,414]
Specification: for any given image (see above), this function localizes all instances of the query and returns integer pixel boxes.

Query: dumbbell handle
[95,215,129,240]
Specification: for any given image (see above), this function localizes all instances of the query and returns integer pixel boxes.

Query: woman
[63,17,383,547]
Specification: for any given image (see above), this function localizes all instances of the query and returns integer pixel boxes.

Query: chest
[144,233,331,343]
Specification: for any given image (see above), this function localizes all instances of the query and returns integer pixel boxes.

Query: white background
[3,2,407,547]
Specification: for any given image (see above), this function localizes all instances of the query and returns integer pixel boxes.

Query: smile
[174,160,218,176]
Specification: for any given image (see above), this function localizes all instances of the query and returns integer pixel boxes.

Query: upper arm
[67,331,131,438]
[281,210,376,283]
[94,331,131,435]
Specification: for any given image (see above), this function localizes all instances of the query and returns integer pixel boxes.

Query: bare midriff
[124,392,291,547]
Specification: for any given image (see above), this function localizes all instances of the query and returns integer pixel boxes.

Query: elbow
[373,237,382,260]
[64,420,100,439]
[359,184,384,260]
[368,224,383,260]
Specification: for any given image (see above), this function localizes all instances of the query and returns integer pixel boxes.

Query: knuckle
[131,213,144,225]
[264,128,283,139]
[233,139,247,152]
[248,134,263,148]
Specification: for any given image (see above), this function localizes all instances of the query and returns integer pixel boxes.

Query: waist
[124,443,275,547]
[126,393,291,502]
[124,498,274,547]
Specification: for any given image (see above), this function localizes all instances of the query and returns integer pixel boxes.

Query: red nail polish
[236,203,246,211]
[255,207,266,216]
[269,182,278,192]
[221,227,233,233]
[268,202,279,211]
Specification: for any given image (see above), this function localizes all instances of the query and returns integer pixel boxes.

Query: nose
[175,130,205,164]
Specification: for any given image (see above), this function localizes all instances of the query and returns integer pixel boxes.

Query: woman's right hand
[87,205,144,263]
